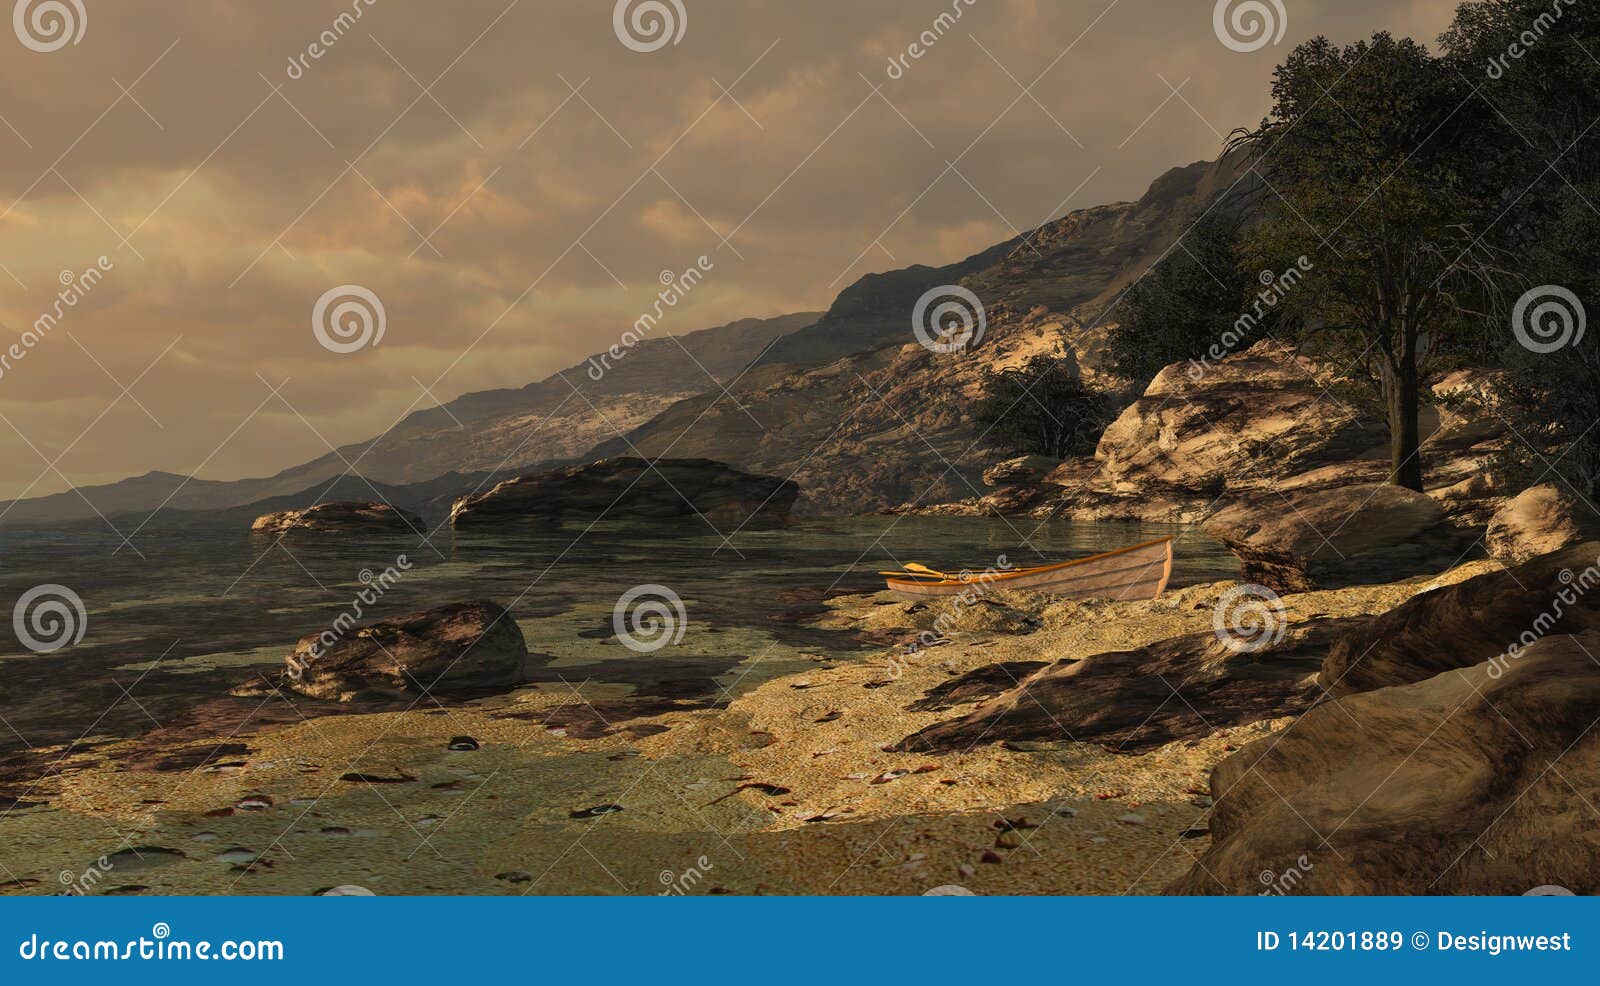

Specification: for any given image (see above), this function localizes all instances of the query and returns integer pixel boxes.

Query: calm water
[0,517,1238,755]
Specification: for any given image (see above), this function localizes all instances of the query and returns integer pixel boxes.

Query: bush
[971,355,1109,459]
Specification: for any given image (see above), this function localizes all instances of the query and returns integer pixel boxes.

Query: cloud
[0,0,1464,497]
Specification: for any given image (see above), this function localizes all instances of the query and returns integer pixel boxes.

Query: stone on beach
[1170,633,1600,895]
[279,599,527,701]
[1202,483,1464,593]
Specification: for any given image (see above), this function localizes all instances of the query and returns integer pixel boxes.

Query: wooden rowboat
[880,537,1173,602]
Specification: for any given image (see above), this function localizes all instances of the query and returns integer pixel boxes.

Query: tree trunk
[1387,354,1424,491]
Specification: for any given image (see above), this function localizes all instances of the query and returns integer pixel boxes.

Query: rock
[1486,484,1600,565]
[893,619,1352,755]
[977,483,1065,517]
[1320,543,1600,696]
[1096,342,1386,501]
[982,455,1061,487]
[1169,633,1600,895]
[570,804,624,819]
[1051,343,1509,525]
[906,661,1051,713]
[250,501,421,536]
[449,457,798,529]
[1203,483,1463,593]
[280,600,527,701]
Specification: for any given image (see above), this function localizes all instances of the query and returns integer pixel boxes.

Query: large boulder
[450,457,798,529]
[251,501,422,536]
[1094,342,1386,500]
[1486,484,1600,565]
[1202,483,1462,593]
[280,600,527,701]
[1169,633,1600,895]
[1320,542,1600,696]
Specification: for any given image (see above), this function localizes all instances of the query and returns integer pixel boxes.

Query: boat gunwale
[881,537,1173,590]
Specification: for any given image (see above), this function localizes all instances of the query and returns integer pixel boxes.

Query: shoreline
[0,554,1500,896]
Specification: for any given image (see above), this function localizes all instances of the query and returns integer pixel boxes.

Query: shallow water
[0,516,1237,754]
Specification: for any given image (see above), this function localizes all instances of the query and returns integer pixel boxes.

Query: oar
[878,562,956,580]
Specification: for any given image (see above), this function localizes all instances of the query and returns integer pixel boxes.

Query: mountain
[590,155,1256,514]
[6,154,1255,527]
[0,312,817,527]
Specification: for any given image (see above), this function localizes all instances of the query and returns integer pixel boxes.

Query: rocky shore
[8,533,1570,896]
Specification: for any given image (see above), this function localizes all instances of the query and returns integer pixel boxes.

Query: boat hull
[884,538,1173,602]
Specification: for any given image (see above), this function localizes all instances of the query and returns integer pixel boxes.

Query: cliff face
[591,156,1256,514]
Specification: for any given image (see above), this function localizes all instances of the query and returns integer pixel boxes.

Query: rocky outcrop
[1096,343,1384,499]
[275,600,527,701]
[1487,484,1600,564]
[982,455,1062,487]
[1319,543,1600,696]
[892,617,1355,755]
[1169,633,1600,895]
[1202,483,1467,593]
[449,457,798,529]
[250,501,422,536]
[1054,342,1510,527]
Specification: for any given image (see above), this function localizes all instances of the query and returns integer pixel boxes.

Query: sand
[0,561,1499,896]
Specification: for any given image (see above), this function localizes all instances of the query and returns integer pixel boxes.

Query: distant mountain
[0,312,818,527]
[590,156,1258,514]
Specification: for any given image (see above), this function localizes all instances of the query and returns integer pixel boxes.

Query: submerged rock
[449,457,798,529]
[279,600,527,701]
[251,501,422,536]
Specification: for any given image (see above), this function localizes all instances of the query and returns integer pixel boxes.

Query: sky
[0,0,1462,499]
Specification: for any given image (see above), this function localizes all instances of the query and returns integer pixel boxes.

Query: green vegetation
[971,355,1108,459]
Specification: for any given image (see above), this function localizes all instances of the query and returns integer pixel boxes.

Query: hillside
[0,312,817,527]
[591,156,1255,514]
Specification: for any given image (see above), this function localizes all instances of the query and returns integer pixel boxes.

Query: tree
[972,355,1108,459]
[1106,212,1275,386]
[1490,188,1600,498]
[1233,33,1511,491]
[1439,1,1600,497]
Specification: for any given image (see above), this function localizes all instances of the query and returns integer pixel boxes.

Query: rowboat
[879,537,1173,602]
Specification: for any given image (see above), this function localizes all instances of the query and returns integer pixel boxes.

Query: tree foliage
[1106,212,1274,386]
[1234,33,1512,490]
[971,355,1108,459]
